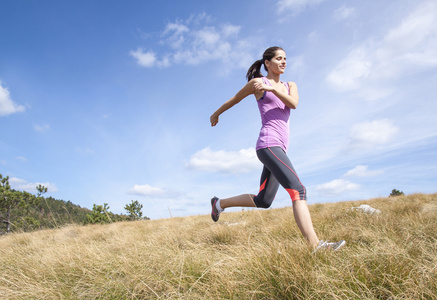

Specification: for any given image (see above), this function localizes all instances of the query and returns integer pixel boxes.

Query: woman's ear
[264,59,270,71]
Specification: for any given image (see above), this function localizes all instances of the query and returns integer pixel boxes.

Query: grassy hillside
[0,193,436,299]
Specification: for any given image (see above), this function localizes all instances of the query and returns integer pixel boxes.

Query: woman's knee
[254,196,273,208]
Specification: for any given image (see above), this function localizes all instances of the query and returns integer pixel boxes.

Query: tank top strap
[262,77,290,94]
[262,77,270,86]
[283,81,290,94]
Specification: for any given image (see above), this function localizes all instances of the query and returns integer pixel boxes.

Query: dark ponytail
[246,46,284,82]
[246,60,264,82]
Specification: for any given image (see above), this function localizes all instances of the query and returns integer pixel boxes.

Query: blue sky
[1,0,436,219]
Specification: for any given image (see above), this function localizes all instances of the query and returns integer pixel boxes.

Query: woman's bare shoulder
[250,77,264,84]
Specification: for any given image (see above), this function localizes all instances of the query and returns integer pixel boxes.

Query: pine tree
[390,189,405,197]
[86,203,113,224]
[0,174,41,234]
[124,200,146,220]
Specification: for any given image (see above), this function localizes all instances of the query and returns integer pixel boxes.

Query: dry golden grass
[1,193,436,299]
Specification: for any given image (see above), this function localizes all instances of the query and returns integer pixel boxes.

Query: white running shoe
[314,240,346,253]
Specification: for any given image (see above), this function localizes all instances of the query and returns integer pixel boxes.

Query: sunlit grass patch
[0,193,436,299]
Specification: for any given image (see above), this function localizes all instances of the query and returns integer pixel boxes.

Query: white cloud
[277,0,326,15]
[333,5,356,21]
[130,48,170,68]
[308,31,319,42]
[9,177,26,185]
[0,82,25,117]
[314,165,382,197]
[195,27,220,46]
[348,119,399,150]
[326,47,372,92]
[222,24,240,37]
[383,1,437,67]
[163,23,190,49]
[16,156,28,162]
[131,14,255,71]
[163,22,190,36]
[343,165,383,177]
[315,179,360,196]
[128,184,169,197]
[326,0,437,99]
[9,177,58,194]
[34,124,50,132]
[130,48,158,68]
[187,147,259,173]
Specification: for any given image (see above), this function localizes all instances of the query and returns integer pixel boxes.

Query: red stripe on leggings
[286,189,300,201]
[259,178,267,193]
[268,148,306,201]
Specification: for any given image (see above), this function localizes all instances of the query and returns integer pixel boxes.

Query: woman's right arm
[210,79,262,126]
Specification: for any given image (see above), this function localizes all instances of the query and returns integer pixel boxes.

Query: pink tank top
[255,77,290,152]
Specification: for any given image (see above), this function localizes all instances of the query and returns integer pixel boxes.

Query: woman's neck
[266,72,281,83]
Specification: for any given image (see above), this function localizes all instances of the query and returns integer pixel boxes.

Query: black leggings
[253,147,307,208]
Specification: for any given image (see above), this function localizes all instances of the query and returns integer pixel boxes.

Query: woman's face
[265,50,287,74]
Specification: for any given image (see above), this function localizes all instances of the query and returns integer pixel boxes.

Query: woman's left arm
[273,81,299,109]
[254,81,299,109]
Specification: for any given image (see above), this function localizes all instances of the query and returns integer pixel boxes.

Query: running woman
[209,46,345,252]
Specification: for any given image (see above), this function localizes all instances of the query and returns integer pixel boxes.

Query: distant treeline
[1,174,148,235]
